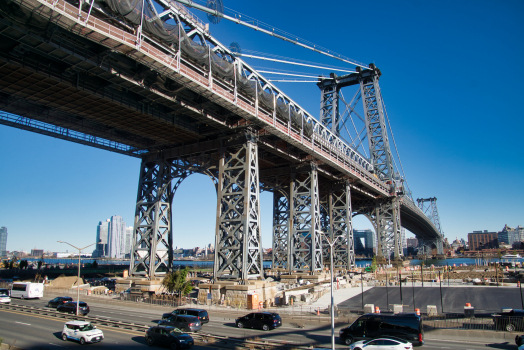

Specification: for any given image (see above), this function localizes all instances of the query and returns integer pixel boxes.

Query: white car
[349,337,413,350]
[62,320,104,345]
[0,295,11,304]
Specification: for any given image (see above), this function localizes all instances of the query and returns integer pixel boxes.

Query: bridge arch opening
[170,173,218,263]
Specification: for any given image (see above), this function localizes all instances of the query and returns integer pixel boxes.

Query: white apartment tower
[107,215,126,259]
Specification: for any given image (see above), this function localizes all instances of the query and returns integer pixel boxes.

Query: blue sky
[1,0,523,253]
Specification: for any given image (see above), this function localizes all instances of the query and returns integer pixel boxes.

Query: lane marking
[15,321,31,325]
[49,343,67,348]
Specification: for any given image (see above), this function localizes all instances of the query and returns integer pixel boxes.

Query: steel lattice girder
[319,84,340,135]
[214,137,263,280]
[290,164,323,272]
[359,73,394,181]
[272,191,291,270]
[329,182,355,269]
[130,160,173,277]
[375,197,402,259]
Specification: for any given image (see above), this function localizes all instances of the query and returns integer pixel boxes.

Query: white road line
[94,315,110,318]
[49,343,66,348]
[15,321,31,325]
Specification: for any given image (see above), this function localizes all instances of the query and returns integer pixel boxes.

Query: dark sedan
[235,312,282,331]
[159,315,201,332]
[493,309,524,332]
[146,325,194,349]
[47,296,73,308]
[57,301,90,315]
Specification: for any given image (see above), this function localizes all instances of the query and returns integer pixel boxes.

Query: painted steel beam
[290,164,323,272]
[213,133,263,280]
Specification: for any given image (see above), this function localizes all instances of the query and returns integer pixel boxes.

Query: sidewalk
[309,285,373,309]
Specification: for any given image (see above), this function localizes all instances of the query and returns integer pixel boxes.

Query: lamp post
[58,241,96,316]
[321,233,339,350]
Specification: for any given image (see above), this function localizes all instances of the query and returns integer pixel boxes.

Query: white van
[62,320,104,344]
[10,282,44,299]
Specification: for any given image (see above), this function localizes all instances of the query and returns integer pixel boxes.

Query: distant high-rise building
[406,238,418,248]
[94,219,110,258]
[107,216,126,259]
[0,227,7,256]
[124,226,133,258]
[354,229,374,256]
[31,249,44,257]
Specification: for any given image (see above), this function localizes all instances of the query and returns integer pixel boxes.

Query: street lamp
[321,233,339,350]
[58,241,96,316]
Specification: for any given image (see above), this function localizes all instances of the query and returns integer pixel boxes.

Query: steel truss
[214,133,263,280]
[319,82,340,136]
[130,155,216,278]
[327,182,355,269]
[290,164,323,272]
[272,190,291,270]
[130,160,173,278]
[374,197,402,259]
[359,68,395,182]
[416,198,444,254]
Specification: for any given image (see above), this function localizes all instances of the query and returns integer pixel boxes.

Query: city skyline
[0,0,523,252]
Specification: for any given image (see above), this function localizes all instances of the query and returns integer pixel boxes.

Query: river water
[25,257,520,268]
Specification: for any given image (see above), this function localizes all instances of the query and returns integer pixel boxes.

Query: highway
[0,296,516,350]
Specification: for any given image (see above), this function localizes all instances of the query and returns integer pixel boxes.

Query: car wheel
[62,334,68,341]
[237,322,244,328]
[80,338,86,345]
[344,337,353,345]
[170,342,179,350]
[262,324,269,331]
[506,323,516,332]
[354,348,362,350]
[146,337,154,346]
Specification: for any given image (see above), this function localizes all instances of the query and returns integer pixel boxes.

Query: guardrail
[0,303,149,331]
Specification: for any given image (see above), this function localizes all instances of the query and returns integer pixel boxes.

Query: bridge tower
[129,131,263,280]
[318,65,402,260]
[416,197,444,255]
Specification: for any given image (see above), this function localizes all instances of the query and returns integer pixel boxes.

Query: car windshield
[79,324,95,331]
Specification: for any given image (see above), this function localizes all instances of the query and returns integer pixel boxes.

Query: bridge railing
[16,0,389,195]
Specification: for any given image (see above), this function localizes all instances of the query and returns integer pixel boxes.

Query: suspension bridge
[0,0,444,281]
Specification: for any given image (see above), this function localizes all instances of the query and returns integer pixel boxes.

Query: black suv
[57,301,90,315]
[145,325,194,349]
[339,312,423,346]
[162,308,209,324]
[159,315,202,332]
[47,296,73,308]
[235,312,282,331]
[493,309,524,332]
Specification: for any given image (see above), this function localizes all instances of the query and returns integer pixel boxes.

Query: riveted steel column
[272,190,291,270]
[375,198,402,260]
[291,163,323,273]
[330,182,355,269]
[359,68,394,181]
[319,80,341,136]
[214,134,263,281]
[130,159,173,278]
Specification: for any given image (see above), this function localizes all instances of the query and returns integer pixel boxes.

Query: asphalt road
[0,299,518,349]
[337,286,524,314]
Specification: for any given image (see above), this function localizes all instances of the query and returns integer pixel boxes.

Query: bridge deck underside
[0,4,387,199]
[400,203,440,241]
